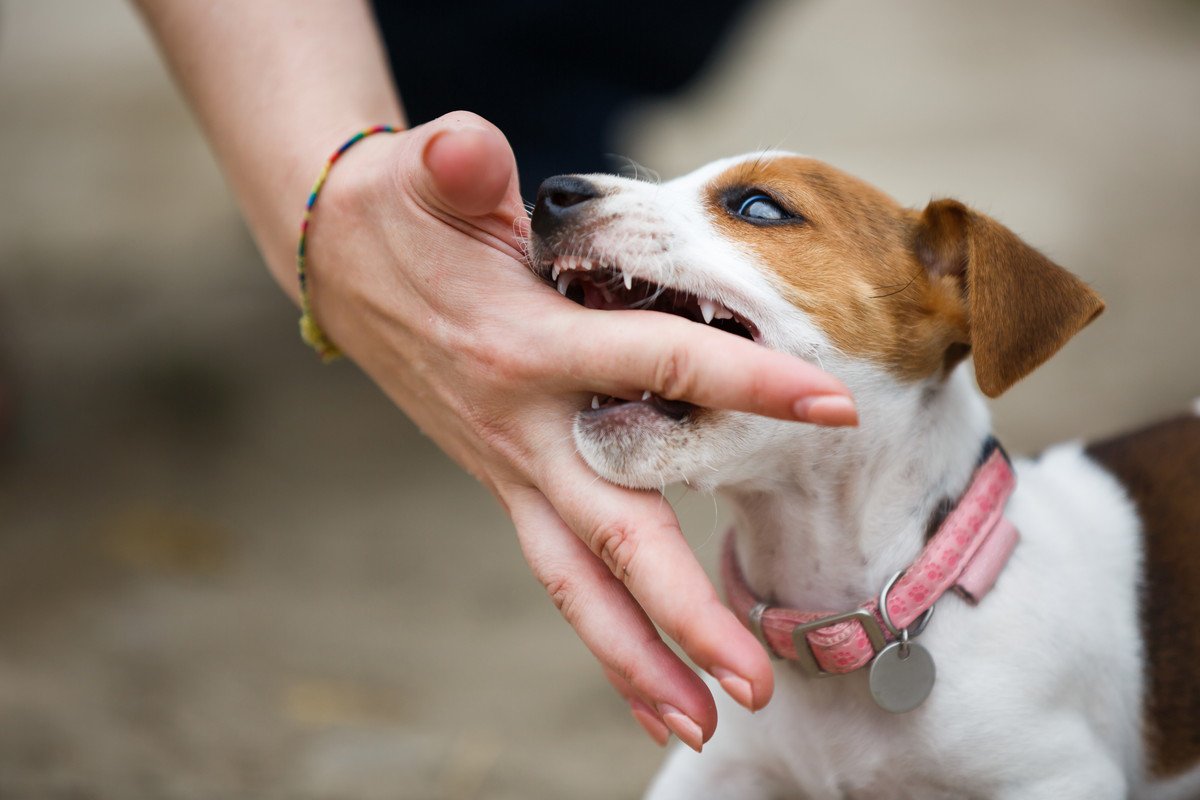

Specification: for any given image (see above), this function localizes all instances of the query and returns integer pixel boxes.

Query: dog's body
[527,154,1200,799]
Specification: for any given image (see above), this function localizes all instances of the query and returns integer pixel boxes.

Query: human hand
[303,111,857,751]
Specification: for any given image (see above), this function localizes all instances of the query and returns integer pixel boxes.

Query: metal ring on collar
[878,569,934,639]
[747,601,780,659]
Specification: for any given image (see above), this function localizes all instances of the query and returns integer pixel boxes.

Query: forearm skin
[132,0,405,296]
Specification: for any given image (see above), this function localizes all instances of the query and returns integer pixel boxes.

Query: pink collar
[721,444,1020,680]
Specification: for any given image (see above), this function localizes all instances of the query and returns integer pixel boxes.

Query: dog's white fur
[556,154,1199,799]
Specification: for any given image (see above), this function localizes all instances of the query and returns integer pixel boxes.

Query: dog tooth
[714,304,734,320]
[557,274,571,295]
[581,258,593,271]
[552,264,561,280]
[591,395,601,410]
[623,272,633,290]
[642,390,652,401]
[699,298,716,324]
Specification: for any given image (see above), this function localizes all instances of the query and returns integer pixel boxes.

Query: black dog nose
[531,176,600,238]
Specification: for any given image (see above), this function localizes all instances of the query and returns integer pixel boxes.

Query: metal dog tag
[868,640,936,713]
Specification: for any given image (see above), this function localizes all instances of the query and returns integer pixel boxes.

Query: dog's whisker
[689,498,722,555]
[869,269,921,299]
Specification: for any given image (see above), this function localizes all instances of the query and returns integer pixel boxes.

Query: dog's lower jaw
[573,405,789,491]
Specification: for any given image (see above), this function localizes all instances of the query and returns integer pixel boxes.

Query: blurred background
[0,1,1197,797]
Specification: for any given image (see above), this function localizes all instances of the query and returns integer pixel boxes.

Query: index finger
[549,307,857,426]
[531,448,775,715]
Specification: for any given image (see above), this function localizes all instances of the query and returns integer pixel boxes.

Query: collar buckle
[791,608,887,678]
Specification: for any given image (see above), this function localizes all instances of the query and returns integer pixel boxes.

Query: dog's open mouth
[541,253,758,422]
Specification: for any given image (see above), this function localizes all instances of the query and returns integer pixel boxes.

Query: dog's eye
[736,194,788,222]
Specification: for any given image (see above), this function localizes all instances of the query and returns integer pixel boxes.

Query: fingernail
[657,704,704,753]
[628,698,670,747]
[794,395,858,427]
[711,667,755,710]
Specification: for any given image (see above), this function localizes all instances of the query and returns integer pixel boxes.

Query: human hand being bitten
[303,110,858,751]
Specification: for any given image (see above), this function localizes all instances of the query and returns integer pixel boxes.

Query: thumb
[416,111,521,218]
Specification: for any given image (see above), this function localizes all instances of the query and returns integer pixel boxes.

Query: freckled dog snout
[531,176,600,238]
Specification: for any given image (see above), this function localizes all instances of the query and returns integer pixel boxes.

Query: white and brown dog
[527,153,1200,799]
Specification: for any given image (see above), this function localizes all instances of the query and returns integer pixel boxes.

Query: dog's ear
[913,198,1104,398]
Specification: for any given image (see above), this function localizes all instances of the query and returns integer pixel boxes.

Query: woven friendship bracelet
[297,124,399,361]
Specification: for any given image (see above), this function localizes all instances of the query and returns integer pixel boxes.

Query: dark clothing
[371,1,755,198]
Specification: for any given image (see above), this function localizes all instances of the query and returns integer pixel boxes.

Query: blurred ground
[0,1,1197,798]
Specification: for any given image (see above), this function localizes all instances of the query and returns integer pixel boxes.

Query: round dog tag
[868,641,936,713]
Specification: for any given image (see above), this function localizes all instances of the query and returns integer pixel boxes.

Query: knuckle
[484,345,532,383]
[653,344,694,401]
[607,658,640,692]
[590,521,640,581]
[542,573,580,622]
[495,345,539,384]
[461,329,538,385]
[423,314,461,358]
[466,406,526,463]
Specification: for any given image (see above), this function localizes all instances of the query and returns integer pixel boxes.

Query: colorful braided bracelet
[297,124,399,361]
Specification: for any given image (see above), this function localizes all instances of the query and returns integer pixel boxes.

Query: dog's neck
[724,368,992,612]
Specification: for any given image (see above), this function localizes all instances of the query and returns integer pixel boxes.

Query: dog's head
[528,153,1103,490]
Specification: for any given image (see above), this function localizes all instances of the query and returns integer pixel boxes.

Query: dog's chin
[573,401,762,490]
[573,399,708,489]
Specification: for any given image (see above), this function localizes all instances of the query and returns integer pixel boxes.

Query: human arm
[132,0,857,750]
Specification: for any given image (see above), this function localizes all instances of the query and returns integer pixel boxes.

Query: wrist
[253,120,406,302]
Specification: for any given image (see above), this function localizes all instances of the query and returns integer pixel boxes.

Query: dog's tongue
[582,282,628,311]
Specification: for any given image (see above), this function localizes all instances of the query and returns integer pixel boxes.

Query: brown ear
[914,199,1104,397]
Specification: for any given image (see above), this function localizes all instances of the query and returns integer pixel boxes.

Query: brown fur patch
[703,157,1103,394]
[705,157,967,382]
[1086,415,1200,778]
[916,200,1104,396]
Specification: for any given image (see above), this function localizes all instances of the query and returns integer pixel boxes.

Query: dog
[526,153,1200,799]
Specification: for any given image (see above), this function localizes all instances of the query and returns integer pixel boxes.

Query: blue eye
[736,194,787,221]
